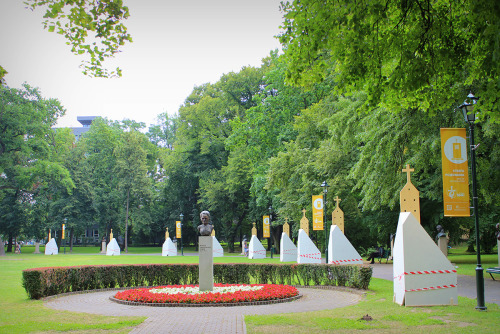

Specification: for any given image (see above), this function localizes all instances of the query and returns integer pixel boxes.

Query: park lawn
[1,249,498,333]
[245,278,500,334]
[0,251,279,333]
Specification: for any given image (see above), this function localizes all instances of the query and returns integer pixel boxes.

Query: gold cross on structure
[302,208,306,216]
[285,217,288,224]
[334,196,341,208]
[402,164,414,184]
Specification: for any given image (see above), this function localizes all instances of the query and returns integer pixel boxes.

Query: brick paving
[45,287,364,334]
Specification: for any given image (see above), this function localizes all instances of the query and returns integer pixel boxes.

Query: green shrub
[22,263,372,299]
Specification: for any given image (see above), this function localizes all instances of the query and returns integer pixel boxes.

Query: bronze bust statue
[198,211,213,236]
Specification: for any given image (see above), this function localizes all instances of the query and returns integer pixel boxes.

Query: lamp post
[268,206,273,259]
[321,181,329,264]
[458,93,486,310]
[63,218,67,255]
[179,213,184,256]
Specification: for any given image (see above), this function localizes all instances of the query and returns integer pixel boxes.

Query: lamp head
[458,93,478,123]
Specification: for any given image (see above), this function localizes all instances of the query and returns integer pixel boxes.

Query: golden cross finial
[334,196,341,208]
[402,164,414,184]
[285,217,288,224]
[302,208,306,217]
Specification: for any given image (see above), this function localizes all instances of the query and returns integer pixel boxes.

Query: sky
[0,0,284,128]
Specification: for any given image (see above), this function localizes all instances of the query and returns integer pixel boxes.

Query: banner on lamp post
[263,215,270,238]
[312,195,324,230]
[62,224,65,239]
[440,128,470,217]
[176,221,182,239]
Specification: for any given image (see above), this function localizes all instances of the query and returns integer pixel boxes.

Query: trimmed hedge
[22,263,372,299]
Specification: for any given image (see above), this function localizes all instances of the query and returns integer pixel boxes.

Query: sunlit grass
[1,246,498,333]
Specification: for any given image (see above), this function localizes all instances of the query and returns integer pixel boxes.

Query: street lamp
[268,206,273,259]
[179,213,184,256]
[458,92,486,310]
[321,181,329,264]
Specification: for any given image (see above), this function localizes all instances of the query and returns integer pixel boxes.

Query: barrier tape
[405,284,457,292]
[299,252,322,260]
[394,269,457,280]
[329,258,363,264]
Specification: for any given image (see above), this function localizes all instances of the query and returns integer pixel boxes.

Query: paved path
[44,262,500,333]
[45,287,363,334]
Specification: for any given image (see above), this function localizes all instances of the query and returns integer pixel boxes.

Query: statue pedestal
[101,240,106,254]
[198,236,213,291]
[497,240,500,266]
[438,236,448,256]
[34,242,41,254]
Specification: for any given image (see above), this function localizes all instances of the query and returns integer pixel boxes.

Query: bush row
[22,263,372,299]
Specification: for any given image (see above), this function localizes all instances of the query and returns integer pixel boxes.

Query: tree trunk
[7,233,13,253]
[69,229,74,252]
[125,188,130,253]
[0,236,5,256]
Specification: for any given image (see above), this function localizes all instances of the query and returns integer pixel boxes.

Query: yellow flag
[176,221,182,239]
[312,195,324,230]
[263,215,270,238]
[62,224,65,239]
[440,128,470,217]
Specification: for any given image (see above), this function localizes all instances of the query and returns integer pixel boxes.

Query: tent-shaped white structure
[249,235,266,259]
[280,232,297,262]
[162,238,177,256]
[328,225,363,265]
[44,238,58,255]
[106,238,121,256]
[297,229,322,264]
[213,236,224,257]
[393,212,458,306]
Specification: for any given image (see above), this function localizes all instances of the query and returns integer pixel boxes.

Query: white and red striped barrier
[329,258,363,264]
[405,284,457,292]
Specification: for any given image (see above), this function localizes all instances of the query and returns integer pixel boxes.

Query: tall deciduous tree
[279,0,500,122]
[114,130,152,252]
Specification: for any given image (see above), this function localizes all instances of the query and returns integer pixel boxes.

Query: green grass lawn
[0,247,498,333]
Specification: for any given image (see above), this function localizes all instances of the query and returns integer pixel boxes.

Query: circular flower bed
[112,283,300,306]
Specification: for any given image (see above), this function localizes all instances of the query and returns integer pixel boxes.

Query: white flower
[150,285,263,295]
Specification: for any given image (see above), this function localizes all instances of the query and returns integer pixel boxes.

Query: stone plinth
[199,236,213,291]
[438,236,448,257]
[34,242,41,254]
[498,240,500,266]
[101,240,107,254]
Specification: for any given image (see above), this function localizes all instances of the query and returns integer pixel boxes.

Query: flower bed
[112,283,299,306]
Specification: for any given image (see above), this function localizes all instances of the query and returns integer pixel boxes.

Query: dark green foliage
[22,263,372,299]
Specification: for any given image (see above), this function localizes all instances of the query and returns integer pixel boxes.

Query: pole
[324,191,328,264]
[469,122,486,310]
[180,220,184,256]
[269,210,273,259]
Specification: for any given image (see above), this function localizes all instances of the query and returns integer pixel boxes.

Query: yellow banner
[176,221,182,239]
[440,128,470,217]
[312,195,324,230]
[263,215,270,238]
[62,224,65,239]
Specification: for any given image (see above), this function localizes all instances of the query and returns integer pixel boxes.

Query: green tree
[24,0,132,77]
[0,84,73,250]
[279,0,500,122]
[114,130,152,252]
